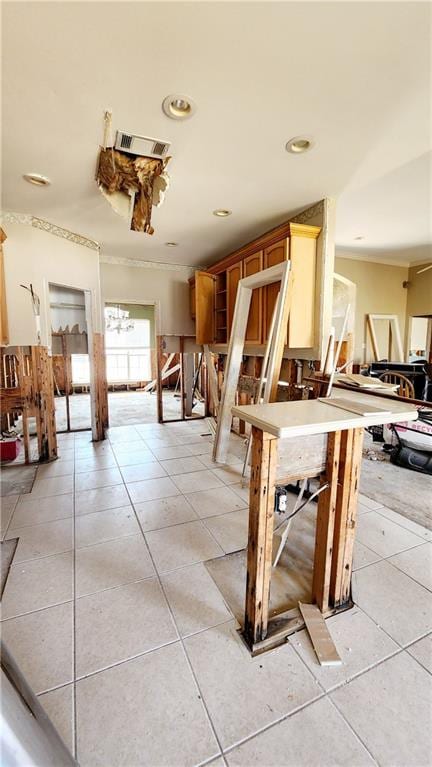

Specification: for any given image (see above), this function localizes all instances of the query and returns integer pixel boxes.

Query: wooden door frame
[213,261,292,463]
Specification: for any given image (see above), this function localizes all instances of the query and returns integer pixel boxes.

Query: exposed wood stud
[244,427,278,646]
[330,427,364,607]
[91,333,109,441]
[312,430,341,612]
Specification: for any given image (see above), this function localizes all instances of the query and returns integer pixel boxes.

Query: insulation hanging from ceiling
[96,111,170,235]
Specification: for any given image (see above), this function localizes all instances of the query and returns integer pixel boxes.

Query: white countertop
[231,392,418,439]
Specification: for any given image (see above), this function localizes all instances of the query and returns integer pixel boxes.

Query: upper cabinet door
[189,281,196,319]
[288,230,317,348]
[244,251,263,345]
[263,239,288,342]
[227,262,243,336]
[195,271,215,345]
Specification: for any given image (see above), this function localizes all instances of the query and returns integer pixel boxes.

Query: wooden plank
[179,336,185,420]
[92,333,109,440]
[367,315,381,361]
[195,272,215,345]
[156,335,163,423]
[244,428,278,647]
[390,316,404,361]
[184,352,194,417]
[330,427,364,607]
[298,602,342,666]
[319,397,391,417]
[238,391,248,434]
[266,269,293,403]
[213,282,252,462]
[203,344,219,415]
[31,346,57,462]
[312,430,341,612]
[231,396,417,440]
[341,373,396,390]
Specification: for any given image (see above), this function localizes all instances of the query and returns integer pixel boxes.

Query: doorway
[104,302,157,426]
[49,283,97,434]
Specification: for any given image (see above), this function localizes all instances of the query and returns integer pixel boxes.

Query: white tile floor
[1,421,432,767]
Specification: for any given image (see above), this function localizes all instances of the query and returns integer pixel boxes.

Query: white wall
[3,222,102,347]
[100,261,194,336]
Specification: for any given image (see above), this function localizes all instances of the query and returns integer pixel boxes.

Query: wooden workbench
[231,394,418,654]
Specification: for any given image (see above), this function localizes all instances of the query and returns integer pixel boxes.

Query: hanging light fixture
[105,305,135,333]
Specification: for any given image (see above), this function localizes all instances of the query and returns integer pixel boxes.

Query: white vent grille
[115,131,170,160]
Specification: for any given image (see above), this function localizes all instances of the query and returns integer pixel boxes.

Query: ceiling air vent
[115,131,170,160]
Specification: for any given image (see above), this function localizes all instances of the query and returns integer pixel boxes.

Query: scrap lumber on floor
[298,601,342,666]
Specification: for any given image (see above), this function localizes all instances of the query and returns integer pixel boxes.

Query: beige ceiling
[2,1,431,267]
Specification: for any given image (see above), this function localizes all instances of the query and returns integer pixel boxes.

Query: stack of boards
[336,373,398,391]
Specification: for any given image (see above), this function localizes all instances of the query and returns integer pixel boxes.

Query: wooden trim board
[367,314,404,362]
[298,602,341,666]
[213,261,292,463]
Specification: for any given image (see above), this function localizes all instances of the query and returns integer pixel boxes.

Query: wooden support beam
[330,427,364,607]
[238,391,248,434]
[156,335,163,423]
[267,272,294,403]
[31,346,57,462]
[203,344,219,415]
[184,352,194,417]
[92,333,109,441]
[366,315,380,362]
[180,336,185,420]
[312,430,341,612]
[244,427,278,647]
[61,334,71,431]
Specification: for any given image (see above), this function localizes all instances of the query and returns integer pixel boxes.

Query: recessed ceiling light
[285,136,314,154]
[354,236,365,241]
[165,242,178,247]
[162,94,196,120]
[213,209,232,217]
[23,173,51,186]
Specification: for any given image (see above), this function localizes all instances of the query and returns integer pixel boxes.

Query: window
[104,311,153,383]
[71,355,90,384]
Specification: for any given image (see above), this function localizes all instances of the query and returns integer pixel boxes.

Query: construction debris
[97,147,170,234]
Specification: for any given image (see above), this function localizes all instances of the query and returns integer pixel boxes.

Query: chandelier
[105,305,135,334]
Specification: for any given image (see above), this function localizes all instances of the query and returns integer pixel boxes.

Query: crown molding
[100,253,197,273]
[290,200,324,224]
[335,250,410,268]
[1,210,100,252]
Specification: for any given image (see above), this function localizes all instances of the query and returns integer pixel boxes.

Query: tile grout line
[5,429,430,764]
[109,437,226,764]
[325,695,380,765]
[2,494,21,541]
[374,506,432,539]
[289,613,403,696]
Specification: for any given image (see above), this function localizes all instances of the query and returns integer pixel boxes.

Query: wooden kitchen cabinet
[227,261,243,336]
[189,281,196,319]
[243,251,263,345]
[188,220,320,350]
[194,271,215,345]
[288,227,317,348]
[263,239,288,342]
